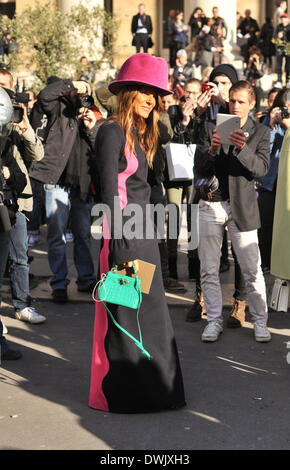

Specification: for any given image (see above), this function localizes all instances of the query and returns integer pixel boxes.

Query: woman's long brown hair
[113,85,163,167]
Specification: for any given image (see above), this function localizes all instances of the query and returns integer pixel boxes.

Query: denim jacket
[261,117,285,191]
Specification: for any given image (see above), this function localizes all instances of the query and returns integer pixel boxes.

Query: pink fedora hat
[108,53,173,96]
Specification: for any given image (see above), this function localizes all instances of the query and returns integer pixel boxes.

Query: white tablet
[216,113,241,145]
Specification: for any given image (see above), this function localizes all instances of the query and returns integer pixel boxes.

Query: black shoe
[1,348,22,360]
[52,288,68,303]
[164,277,186,293]
[77,283,96,293]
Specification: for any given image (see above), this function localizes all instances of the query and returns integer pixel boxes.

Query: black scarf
[140,14,146,26]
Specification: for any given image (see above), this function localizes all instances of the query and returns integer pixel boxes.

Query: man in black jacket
[274,13,290,87]
[195,80,271,343]
[29,79,102,302]
[131,3,153,53]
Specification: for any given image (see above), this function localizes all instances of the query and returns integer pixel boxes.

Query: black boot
[186,291,206,322]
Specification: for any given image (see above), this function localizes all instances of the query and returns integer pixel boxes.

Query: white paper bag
[164,143,196,181]
[270,278,289,312]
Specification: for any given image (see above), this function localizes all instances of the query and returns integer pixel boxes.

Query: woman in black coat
[259,17,275,70]
[89,53,185,414]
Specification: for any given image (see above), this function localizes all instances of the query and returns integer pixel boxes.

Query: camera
[201,83,212,93]
[3,88,30,123]
[281,106,289,119]
[75,93,94,110]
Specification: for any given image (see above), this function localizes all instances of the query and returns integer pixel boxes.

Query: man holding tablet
[195,80,271,343]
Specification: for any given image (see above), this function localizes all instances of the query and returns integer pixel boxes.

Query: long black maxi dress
[89,121,186,413]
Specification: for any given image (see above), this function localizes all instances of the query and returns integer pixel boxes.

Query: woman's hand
[120,260,140,273]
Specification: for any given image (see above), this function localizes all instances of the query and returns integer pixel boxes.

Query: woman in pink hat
[89,53,186,413]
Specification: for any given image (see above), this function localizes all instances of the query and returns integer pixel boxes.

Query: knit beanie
[209,64,239,85]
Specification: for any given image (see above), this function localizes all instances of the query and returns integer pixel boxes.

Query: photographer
[29,79,103,302]
[258,87,290,273]
[244,46,264,113]
[274,12,290,87]
[173,65,238,154]
[0,68,46,325]
[0,86,27,360]
[188,7,207,40]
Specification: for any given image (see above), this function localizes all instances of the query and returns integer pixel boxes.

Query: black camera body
[281,106,289,119]
[75,93,94,110]
[3,88,30,123]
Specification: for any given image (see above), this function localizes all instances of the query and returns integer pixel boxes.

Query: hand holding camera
[270,106,290,129]
[196,85,212,116]
[72,80,91,96]
[182,97,195,125]
[13,102,30,132]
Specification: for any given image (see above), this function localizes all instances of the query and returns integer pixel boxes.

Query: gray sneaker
[201,320,223,342]
[15,307,46,324]
[254,321,271,342]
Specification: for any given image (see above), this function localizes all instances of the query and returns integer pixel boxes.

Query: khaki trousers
[198,200,268,323]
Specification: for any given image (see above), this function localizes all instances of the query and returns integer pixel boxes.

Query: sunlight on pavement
[4,335,69,361]
[217,356,269,373]
[187,410,221,424]
[30,249,48,255]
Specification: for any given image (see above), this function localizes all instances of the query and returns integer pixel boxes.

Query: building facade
[0,0,288,67]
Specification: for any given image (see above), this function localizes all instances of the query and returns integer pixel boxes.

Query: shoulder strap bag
[93,263,152,359]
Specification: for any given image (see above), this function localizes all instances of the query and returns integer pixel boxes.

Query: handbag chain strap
[100,299,152,360]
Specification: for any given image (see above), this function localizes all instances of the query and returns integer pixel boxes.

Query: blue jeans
[45,185,97,290]
[8,211,31,310]
[0,231,10,354]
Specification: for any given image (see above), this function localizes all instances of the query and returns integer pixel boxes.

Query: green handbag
[97,266,142,309]
[93,264,152,360]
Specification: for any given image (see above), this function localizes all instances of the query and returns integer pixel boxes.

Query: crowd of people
[0,2,289,415]
[163,3,290,93]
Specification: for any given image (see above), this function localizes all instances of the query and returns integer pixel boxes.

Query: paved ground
[0,224,290,451]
